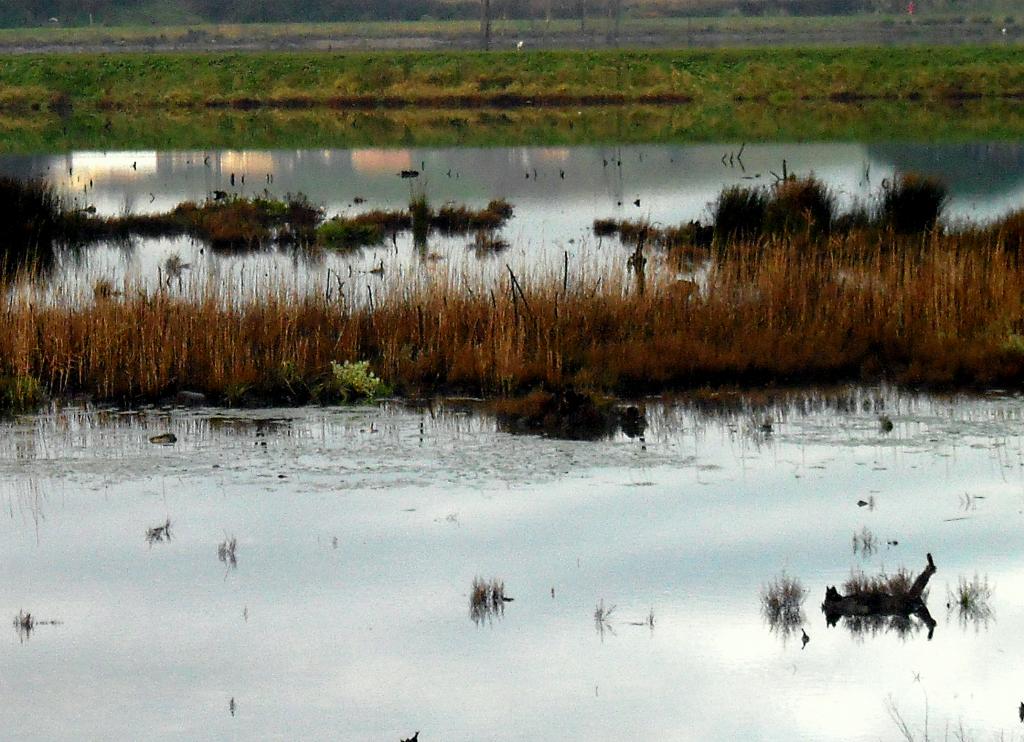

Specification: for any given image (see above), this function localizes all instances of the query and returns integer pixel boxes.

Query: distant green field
[1,46,1023,113]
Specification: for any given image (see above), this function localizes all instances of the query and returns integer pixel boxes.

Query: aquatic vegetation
[470,230,510,255]
[712,185,768,244]
[598,175,946,253]
[145,518,172,544]
[594,598,616,638]
[0,374,42,414]
[491,388,621,440]
[470,576,509,625]
[218,536,238,569]
[319,361,389,403]
[14,610,33,635]
[0,177,61,278]
[852,526,877,556]
[8,185,511,253]
[316,218,384,249]
[434,199,513,234]
[843,567,916,597]
[825,554,938,639]
[10,215,1024,404]
[876,173,948,234]
[593,218,711,251]
[760,572,807,636]
[948,573,994,628]
[764,175,837,239]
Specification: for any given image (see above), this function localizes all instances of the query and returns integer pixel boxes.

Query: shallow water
[4,140,1024,295]
[4,391,1024,740]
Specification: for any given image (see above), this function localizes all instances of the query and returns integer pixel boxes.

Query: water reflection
[4,390,1024,739]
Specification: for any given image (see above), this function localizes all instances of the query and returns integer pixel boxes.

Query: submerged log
[822,553,937,639]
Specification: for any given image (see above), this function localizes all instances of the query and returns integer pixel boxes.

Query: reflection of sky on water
[3,391,1024,739]
[4,141,1024,295]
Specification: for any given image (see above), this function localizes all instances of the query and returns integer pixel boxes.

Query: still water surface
[3,390,1024,740]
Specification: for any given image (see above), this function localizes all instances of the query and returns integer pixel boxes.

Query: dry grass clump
[764,175,837,239]
[435,199,513,233]
[470,576,508,625]
[712,184,768,243]
[760,572,807,633]
[876,173,948,235]
[6,221,1024,404]
[843,567,915,597]
[948,573,993,628]
[218,535,238,568]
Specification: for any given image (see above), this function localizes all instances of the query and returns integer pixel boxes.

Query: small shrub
[318,360,389,403]
[712,185,768,244]
[876,173,948,234]
[765,176,836,238]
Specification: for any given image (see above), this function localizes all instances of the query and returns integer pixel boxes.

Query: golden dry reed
[4,230,1024,404]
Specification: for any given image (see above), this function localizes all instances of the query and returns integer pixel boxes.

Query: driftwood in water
[822,553,937,639]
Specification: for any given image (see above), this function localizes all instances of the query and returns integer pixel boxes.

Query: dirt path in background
[0,21,1017,54]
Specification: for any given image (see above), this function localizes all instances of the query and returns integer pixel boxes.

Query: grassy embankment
[5,175,1024,408]
[2,47,1023,112]
[3,47,1024,152]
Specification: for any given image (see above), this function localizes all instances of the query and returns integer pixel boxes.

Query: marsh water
[4,391,1024,740]
[4,140,1024,294]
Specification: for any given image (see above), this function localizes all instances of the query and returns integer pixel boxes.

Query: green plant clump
[0,374,43,413]
[321,361,389,402]
[316,218,383,249]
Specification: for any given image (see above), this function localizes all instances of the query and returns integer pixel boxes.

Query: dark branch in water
[822,553,937,640]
